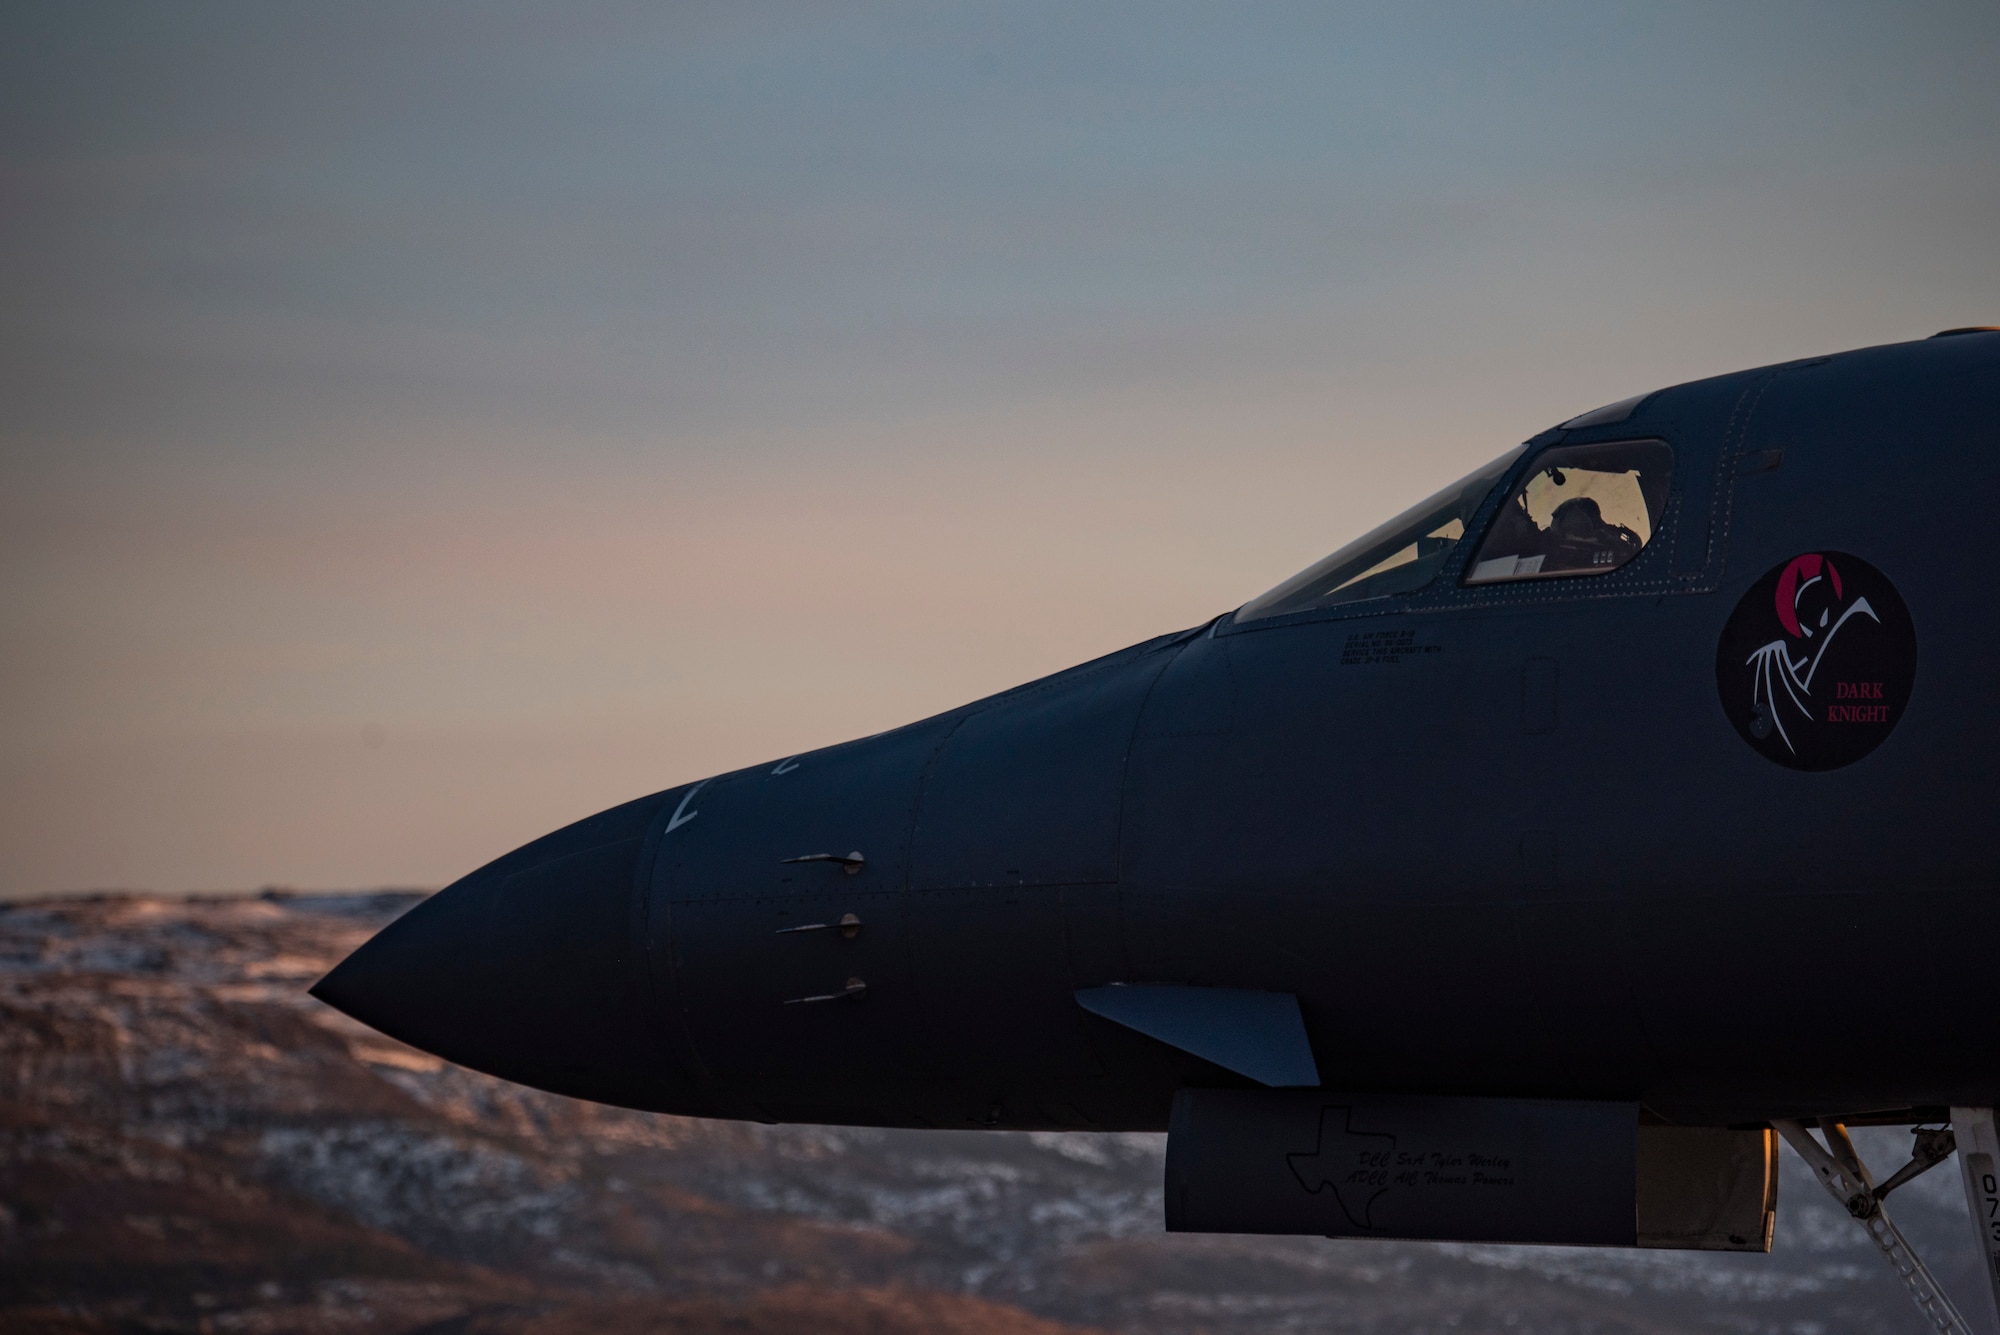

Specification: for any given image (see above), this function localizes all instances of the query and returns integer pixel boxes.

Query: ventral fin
[1075,984,1320,1088]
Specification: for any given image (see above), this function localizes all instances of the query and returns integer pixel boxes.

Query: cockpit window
[1464,439,1672,584]
[1235,446,1525,623]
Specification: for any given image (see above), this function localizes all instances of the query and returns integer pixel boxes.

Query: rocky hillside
[1,892,1991,1334]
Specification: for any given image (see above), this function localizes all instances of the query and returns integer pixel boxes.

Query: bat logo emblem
[1716,551,1915,770]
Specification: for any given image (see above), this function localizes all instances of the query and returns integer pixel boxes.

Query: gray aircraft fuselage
[313,330,2000,1140]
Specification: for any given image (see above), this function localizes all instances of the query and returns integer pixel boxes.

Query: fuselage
[314,330,2000,1134]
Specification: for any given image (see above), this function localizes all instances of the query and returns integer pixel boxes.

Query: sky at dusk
[4,2,1997,896]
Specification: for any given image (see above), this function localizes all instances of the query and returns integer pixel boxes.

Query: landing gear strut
[1775,1110,2000,1335]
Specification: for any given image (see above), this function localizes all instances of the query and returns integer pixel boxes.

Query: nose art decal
[1714,552,1916,771]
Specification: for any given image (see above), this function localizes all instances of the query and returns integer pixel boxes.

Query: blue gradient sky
[4,2,1997,895]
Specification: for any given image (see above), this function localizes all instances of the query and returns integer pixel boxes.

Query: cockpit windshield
[1463,439,1673,583]
[1235,446,1525,623]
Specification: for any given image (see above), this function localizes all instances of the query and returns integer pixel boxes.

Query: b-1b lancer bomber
[316,327,2000,1331]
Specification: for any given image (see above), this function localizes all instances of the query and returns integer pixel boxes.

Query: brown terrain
[0,892,1989,1335]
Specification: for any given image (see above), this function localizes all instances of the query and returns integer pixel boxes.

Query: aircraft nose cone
[311,790,697,1112]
